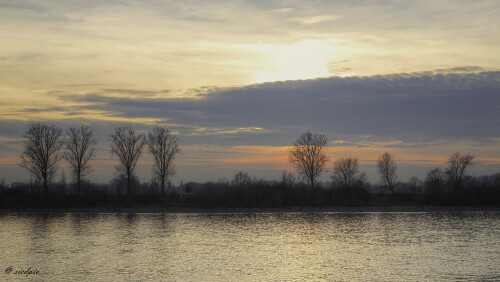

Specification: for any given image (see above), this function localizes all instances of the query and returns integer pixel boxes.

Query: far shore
[1,205,499,214]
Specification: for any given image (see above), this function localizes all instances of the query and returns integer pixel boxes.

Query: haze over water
[1,211,498,281]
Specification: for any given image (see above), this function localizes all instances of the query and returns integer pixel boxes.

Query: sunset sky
[0,0,499,185]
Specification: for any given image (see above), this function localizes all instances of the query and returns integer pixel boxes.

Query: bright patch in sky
[253,40,334,83]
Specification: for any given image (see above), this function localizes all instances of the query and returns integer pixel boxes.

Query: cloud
[2,69,500,183]
[1,0,500,94]
[31,68,496,147]
[291,15,340,25]
[2,1,500,183]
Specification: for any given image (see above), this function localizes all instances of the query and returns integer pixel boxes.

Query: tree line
[1,126,498,209]
[19,123,180,197]
[288,131,476,193]
[13,125,489,194]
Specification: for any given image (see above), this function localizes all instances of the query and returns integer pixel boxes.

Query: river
[0,211,499,281]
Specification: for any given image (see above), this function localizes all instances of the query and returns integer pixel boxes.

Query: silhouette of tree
[408,176,421,193]
[231,171,251,187]
[20,123,64,194]
[110,127,146,195]
[280,170,296,188]
[332,157,365,189]
[377,152,397,193]
[63,125,97,195]
[446,152,474,190]
[148,127,180,196]
[289,131,329,188]
[425,167,445,192]
[0,178,5,190]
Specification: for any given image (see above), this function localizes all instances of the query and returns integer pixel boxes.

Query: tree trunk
[43,174,49,195]
[77,174,81,196]
[388,181,394,193]
[161,177,165,196]
[127,173,131,196]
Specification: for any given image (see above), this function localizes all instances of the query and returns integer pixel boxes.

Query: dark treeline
[1,125,499,209]
[1,170,499,209]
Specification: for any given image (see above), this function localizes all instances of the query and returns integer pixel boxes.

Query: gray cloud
[2,69,500,184]
[48,68,500,146]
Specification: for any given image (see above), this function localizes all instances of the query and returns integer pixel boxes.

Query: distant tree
[407,176,421,193]
[148,127,180,196]
[59,169,67,195]
[231,171,251,187]
[110,127,147,195]
[377,152,397,193]
[0,178,6,191]
[445,152,474,190]
[280,170,296,188]
[289,131,329,188]
[331,157,365,189]
[185,182,195,194]
[20,123,64,194]
[63,125,97,195]
[425,167,445,192]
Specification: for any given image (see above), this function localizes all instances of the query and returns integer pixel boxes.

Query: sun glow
[253,40,335,83]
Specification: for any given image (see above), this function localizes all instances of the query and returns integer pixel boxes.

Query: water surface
[0,212,499,281]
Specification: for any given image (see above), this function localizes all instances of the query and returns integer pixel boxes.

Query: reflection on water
[0,212,499,281]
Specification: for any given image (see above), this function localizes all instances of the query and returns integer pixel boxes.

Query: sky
[0,0,499,185]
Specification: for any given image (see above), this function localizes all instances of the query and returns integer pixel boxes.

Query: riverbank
[1,205,499,214]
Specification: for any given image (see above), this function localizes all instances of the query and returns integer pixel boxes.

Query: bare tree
[280,170,296,188]
[20,123,64,194]
[332,157,364,189]
[0,178,6,192]
[110,127,147,195]
[425,167,445,192]
[63,125,97,195]
[446,152,474,189]
[377,152,397,193]
[148,127,180,196]
[289,131,329,188]
[408,176,421,193]
[231,171,251,187]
